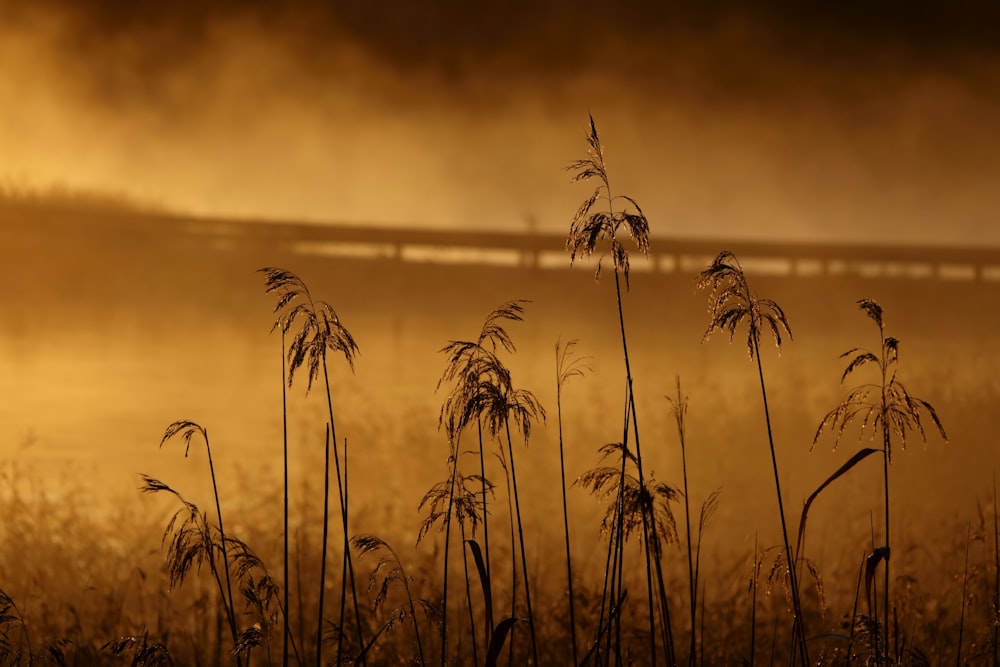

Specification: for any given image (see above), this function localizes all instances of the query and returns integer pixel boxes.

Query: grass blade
[796,447,881,559]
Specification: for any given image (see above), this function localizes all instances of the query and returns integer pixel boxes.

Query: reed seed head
[697,251,792,358]
[813,298,947,461]
[259,267,359,391]
[565,114,651,289]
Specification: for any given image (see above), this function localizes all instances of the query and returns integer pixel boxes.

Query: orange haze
[2,2,1000,245]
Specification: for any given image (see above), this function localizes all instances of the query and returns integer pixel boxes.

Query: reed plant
[150,421,242,666]
[438,301,531,591]
[813,298,947,666]
[487,359,546,667]
[260,267,364,667]
[417,446,489,665]
[566,114,669,664]
[697,251,808,666]
[140,424,289,665]
[436,299,544,664]
[351,534,426,665]
[280,325,291,666]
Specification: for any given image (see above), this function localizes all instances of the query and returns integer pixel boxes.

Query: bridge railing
[5,201,999,282]
[243,221,1000,282]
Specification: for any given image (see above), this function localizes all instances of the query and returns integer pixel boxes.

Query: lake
[1,202,997,583]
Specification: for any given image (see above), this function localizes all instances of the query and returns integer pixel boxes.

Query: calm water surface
[1,208,997,571]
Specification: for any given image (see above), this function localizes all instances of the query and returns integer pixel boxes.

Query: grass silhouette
[0,115,989,667]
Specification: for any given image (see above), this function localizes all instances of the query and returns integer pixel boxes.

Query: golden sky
[3,1,1000,245]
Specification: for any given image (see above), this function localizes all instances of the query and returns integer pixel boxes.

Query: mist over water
[3,2,1000,244]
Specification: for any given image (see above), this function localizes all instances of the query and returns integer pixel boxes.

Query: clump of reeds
[140,423,287,665]
[566,113,671,663]
[578,439,680,663]
[434,299,544,665]
[133,267,364,666]
[261,266,364,666]
[351,534,426,665]
[813,298,947,664]
[144,421,243,665]
[417,445,489,665]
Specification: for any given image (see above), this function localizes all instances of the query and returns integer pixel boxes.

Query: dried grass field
[1,148,999,664]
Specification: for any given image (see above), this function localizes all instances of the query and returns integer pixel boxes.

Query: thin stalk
[441,449,458,667]
[204,492,235,644]
[478,418,492,588]
[504,419,539,666]
[198,478,233,661]
[673,377,696,667]
[404,560,426,667]
[555,348,579,666]
[594,394,626,667]
[750,533,757,667]
[606,390,631,665]
[595,505,614,666]
[460,520,479,667]
[204,429,242,667]
[318,424,331,667]
[320,360,366,665]
[846,552,864,667]
[752,342,808,667]
[957,522,971,667]
[868,515,882,667]
[881,418,890,667]
[340,438,351,664]
[500,447,517,667]
[282,327,290,667]
[613,264,660,666]
[692,505,711,666]
[608,443,627,665]
[652,532,675,665]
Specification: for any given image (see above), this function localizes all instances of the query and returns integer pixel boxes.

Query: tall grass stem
[752,345,808,667]
[281,327,290,667]
[318,424,331,667]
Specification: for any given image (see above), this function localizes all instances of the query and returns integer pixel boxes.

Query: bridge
[5,201,1000,282]
[182,212,1000,283]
